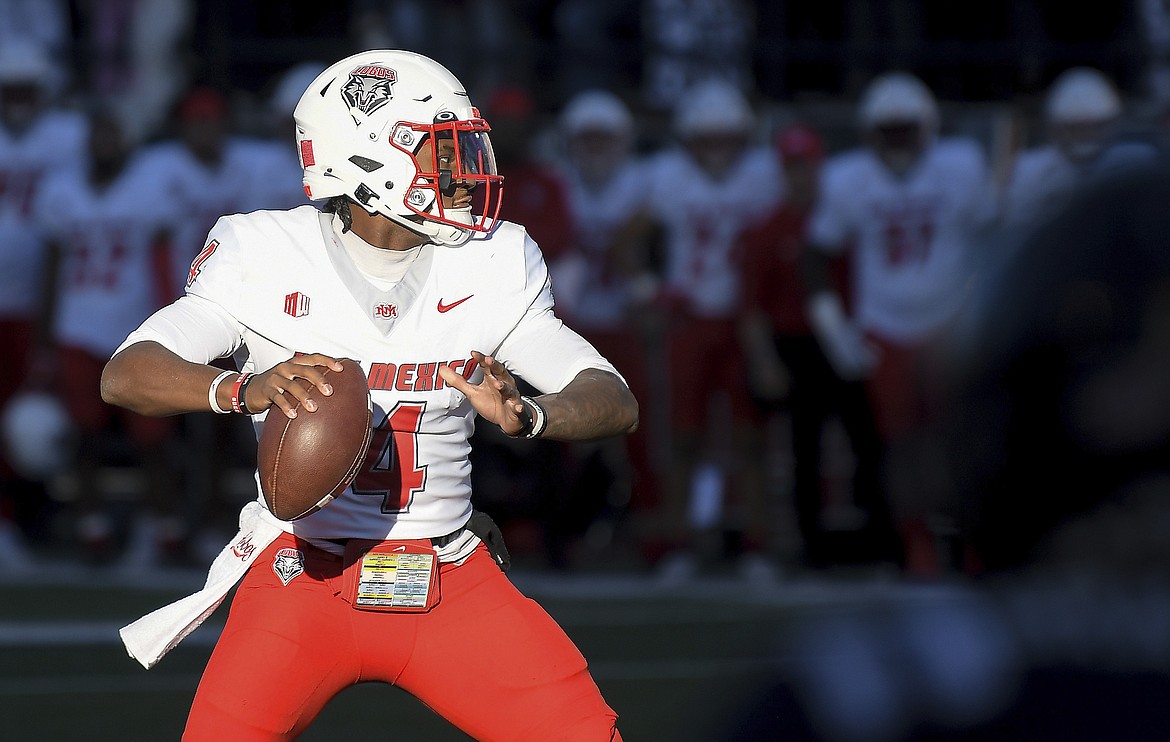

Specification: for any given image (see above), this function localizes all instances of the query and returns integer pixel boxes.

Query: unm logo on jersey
[342,65,397,116]
[272,548,305,585]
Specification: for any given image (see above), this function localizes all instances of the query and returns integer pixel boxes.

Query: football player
[0,40,86,568]
[102,50,635,741]
[33,105,182,566]
[548,88,656,565]
[1000,66,1158,229]
[802,71,997,576]
[737,123,898,570]
[620,78,783,582]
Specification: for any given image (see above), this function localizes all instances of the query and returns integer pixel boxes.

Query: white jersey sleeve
[495,231,623,392]
[113,294,245,363]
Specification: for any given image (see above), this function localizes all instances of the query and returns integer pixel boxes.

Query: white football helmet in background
[1046,67,1121,125]
[293,49,504,246]
[1,391,74,481]
[1045,67,1122,163]
[673,79,754,139]
[858,72,939,175]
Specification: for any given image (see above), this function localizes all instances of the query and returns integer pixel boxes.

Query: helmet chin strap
[386,206,474,246]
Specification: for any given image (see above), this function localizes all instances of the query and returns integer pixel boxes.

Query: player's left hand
[438,351,527,435]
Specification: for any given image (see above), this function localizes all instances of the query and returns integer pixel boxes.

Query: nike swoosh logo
[437,295,474,313]
[393,545,407,552]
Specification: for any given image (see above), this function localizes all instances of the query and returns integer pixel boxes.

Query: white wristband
[208,370,235,414]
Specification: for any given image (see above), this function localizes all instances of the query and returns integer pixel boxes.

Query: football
[257,358,373,521]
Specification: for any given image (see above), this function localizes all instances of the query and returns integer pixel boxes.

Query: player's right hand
[247,354,344,418]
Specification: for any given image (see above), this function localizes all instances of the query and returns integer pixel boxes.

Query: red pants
[185,535,621,741]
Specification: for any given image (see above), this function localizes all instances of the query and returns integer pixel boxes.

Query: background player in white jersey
[0,40,86,567]
[34,106,182,566]
[803,71,996,576]
[249,61,326,211]
[548,88,656,565]
[1000,66,1158,230]
[622,79,783,582]
[102,49,636,741]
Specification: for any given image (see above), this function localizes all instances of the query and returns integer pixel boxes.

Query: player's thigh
[667,317,732,432]
[184,537,355,741]
[121,407,177,451]
[0,319,32,406]
[401,546,619,741]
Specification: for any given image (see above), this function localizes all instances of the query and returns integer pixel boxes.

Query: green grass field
[0,565,867,741]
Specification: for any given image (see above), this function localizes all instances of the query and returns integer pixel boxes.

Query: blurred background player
[546,88,655,567]
[802,71,996,576]
[0,40,86,568]
[621,78,783,582]
[462,84,582,567]
[249,61,326,211]
[32,106,182,567]
[1000,66,1159,230]
[737,121,899,571]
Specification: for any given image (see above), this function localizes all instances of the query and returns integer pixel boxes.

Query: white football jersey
[808,138,995,342]
[120,207,620,541]
[641,146,782,317]
[35,155,176,356]
[136,137,290,289]
[553,159,650,329]
[0,111,87,316]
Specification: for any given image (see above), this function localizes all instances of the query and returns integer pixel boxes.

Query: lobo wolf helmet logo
[341,64,397,116]
[272,547,305,585]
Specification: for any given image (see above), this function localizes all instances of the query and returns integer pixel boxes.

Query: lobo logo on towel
[273,548,305,585]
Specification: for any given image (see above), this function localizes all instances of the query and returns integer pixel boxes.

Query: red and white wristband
[230,372,254,414]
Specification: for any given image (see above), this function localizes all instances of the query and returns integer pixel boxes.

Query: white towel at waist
[119,501,282,669]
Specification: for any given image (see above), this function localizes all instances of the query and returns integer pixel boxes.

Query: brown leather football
[257,358,373,521]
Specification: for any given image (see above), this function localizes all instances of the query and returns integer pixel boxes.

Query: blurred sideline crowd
[1,0,1169,588]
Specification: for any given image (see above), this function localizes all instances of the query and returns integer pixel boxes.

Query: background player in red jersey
[738,122,899,572]
[102,49,635,741]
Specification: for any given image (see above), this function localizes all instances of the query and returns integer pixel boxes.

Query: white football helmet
[858,72,939,175]
[1,391,74,480]
[293,50,503,246]
[1046,67,1121,124]
[673,79,754,138]
[1045,67,1122,163]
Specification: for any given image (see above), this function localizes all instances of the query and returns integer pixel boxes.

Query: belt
[324,525,465,550]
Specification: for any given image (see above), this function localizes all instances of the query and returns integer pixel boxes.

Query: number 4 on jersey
[187,239,219,287]
[352,402,427,514]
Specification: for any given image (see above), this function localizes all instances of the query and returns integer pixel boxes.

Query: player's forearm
[535,368,638,441]
[101,340,229,417]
